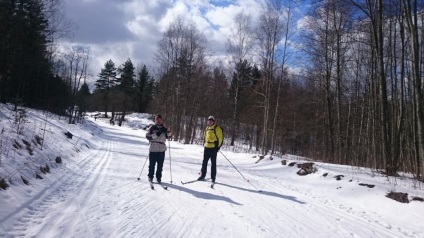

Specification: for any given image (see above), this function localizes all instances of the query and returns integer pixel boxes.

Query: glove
[215,147,220,152]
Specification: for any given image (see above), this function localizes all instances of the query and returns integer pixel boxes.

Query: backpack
[214,125,224,148]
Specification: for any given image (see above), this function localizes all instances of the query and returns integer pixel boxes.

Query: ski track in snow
[3,133,115,237]
[1,119,423,238]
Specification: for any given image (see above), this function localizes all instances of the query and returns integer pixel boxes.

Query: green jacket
[204,124,223,149]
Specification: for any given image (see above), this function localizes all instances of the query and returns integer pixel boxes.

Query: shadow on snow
[168,183,242,206]
[216,182,306,204]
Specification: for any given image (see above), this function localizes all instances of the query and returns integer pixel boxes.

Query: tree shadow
[216,182,306,204]
[166,183,242,206]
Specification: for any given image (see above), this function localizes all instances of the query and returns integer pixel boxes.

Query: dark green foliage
[114,58,136,125]
[95,60,118,117]
[230,61,261,99]
[96,59,118,90]
[0,0,50,106]
[136,65,155,113]
[0,0,69,114]
[209,67,230,116]
[76,82,91,116]
[230,60,255,97]
[79,83,91,96]
[0,0,10,102]
[46,75,70,115]
[118,58,136,95]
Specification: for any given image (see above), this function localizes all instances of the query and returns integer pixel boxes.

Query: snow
[1,104,424,238]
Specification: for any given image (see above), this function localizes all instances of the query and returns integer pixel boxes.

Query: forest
[1,0,424,181]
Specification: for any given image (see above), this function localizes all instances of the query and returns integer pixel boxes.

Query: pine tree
[116,58,135,126]
[118,58,135,95]
[0,0,51,108]
[95,59,118,118]
[229,59,256,146]
[136,65,154,113]
[76,82,91,118]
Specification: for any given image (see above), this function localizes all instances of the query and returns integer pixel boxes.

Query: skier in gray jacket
[146,114,172,183]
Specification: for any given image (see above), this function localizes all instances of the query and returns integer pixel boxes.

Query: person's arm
[146,125,154,141]
[161,126,172,139]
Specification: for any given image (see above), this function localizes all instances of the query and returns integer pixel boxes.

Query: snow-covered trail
[1,118,423,238]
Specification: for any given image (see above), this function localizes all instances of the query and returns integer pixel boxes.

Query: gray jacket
[146,124,172,152]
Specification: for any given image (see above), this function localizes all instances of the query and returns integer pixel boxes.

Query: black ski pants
[148,152,165,180]
[200,148,217,180]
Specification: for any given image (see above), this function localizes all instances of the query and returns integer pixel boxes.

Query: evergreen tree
[0,0,11,102]
[229,59,256,145]
[118,58,135,95]
[76,82,91,118]
[95,59,118,118]
[116,58,135,125]
[136,65,154,113]
[0,0,51,108]
[78,82,90,96]
[46,75,70,115]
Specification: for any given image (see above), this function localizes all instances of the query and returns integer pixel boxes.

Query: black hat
[155,114,162,119]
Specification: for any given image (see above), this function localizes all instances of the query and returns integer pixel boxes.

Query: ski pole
[168,139,173,184]
[137,154,149,180]
[219,150,262,192]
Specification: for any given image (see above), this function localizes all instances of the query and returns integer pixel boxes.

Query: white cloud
[61,0,263,80]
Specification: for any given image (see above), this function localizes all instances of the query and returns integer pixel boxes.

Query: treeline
[302,0,424,179]
[1,0,424,180]
[0,0,71,113]
[150,0,424,180]
[0,0,155,125]
[92,59,155,126]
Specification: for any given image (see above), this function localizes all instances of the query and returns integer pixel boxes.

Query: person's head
[207,115,215,126]
[155,114,163,125]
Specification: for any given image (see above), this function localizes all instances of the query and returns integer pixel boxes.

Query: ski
[157,182,168,190]
[181,178,210,185]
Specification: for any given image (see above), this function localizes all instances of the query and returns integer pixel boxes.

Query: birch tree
[256,0,286,155]
[227,12,255,146]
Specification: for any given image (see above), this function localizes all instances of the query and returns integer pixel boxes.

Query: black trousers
[148,152,165,180]
[200,148,217,180]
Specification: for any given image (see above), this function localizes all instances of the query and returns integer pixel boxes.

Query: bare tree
[269,0,299,156]
[255,0,287,155]
[60,45,90,123]
[153,17,208,143]
[226,12,255,146]
[401,0,424,179]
